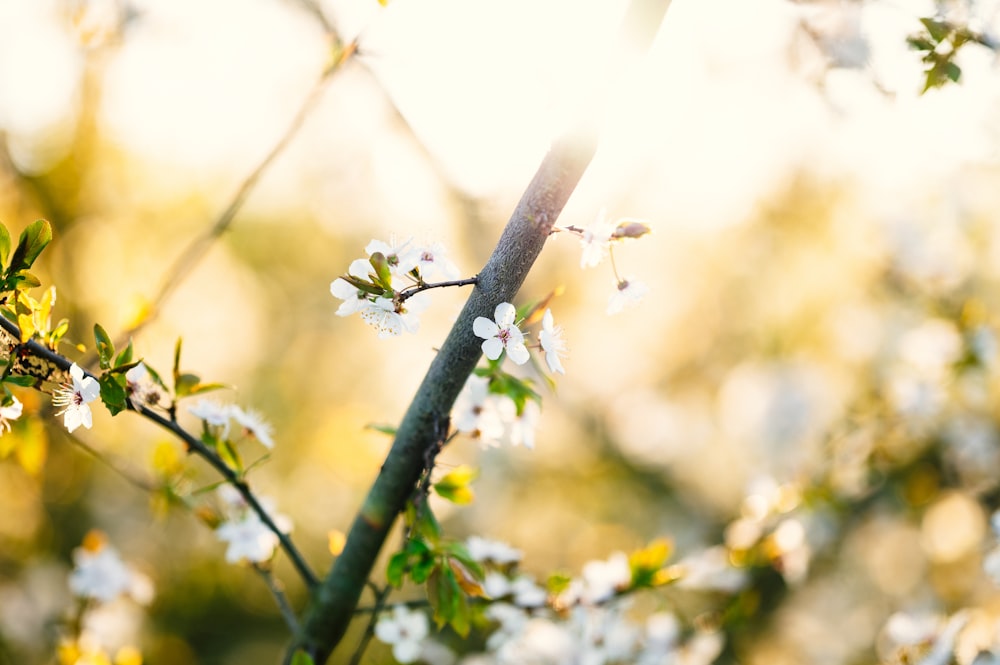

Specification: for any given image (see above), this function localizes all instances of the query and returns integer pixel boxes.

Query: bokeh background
[3,0,1000,663]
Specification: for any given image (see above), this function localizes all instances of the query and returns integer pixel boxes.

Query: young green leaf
[387,551,409,588]
[289,650,315,665]
[94,324,115,369]
[0,223,11,267]
[3,375,37,387]
[114,339,134,368]
[433,465,479,505]
[427,567,470,636]
[7,219,52,275]
[99,374,128,416]
[368,252,393,290]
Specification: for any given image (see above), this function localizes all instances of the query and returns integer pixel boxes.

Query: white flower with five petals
[374,605,429,664]
[53,363,100,433]
[473,303,529,365]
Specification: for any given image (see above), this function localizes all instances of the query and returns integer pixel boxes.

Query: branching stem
[0,315,319,590]
[399,276,479,303]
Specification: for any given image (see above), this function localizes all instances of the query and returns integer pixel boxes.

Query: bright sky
[0,0,998,228]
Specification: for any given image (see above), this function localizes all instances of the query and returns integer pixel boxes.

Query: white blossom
[188,399,231,437]
[69,537,149,604]
[607,279,649,315]
[53,363,100,433]
[0,395,22,434]
[375,605,429,664]
[579,209,617,269]
[466,536,523,565]
[539,309,566,375]
[473,303,530,365]
[415,241,460,281]
[230,405,275,449]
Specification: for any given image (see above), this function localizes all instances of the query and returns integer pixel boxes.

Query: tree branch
[288,0,672,657]
[0,315,319,589]
[288,128,597,661]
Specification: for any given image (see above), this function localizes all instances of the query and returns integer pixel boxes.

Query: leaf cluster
[907,16,996,92]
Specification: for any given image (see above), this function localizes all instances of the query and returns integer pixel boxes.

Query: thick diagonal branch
[289,2,670,660]
[289,130,597,663]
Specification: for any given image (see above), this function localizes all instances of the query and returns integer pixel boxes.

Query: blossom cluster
[565,209,651,315]
[330,237,458,338]
[188,399,275,449]
[374,536,725,665]
[63,531,153,665]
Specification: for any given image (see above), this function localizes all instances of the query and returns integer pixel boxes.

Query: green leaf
[440,542,484,581]
[94,324,114,369]
[946,60,962,82]
[427,567,470,636]
[365,422,398,436]
[48,318,69,348]
[3,375,37,387]
[7,220,52,275]
[217,438,244,473]
[907,36,935,51]
[174,373,201,397]
[114,339,134,368]
[289,651,315,665]
[434,465,479,505]
[142,362,169,391]
[185,381,228,397]
[12,272,40,289]
[173,337,183,389]
[0,223,10,267]
[387,551,409,588]
[340,274,382,295]
[488,371,540,415]
[414,504,442,543]
[16,312,34,342]
[411,555,437,584]
[99,374,128,416]
[369,252,393,290]
[920,17,951,43]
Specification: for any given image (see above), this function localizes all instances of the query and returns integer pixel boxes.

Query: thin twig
[114,37,358,348]
[65,431,159,493]
[0,315,320,589]
[255,563,301,633]
[353,597,429,615]
[399,276,478,303]
[347,583,393,665]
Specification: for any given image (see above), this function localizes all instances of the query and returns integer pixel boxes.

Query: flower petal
[494,302,516,326]
[473,316,499,340]
[506,341,530,365]
[482,337,504,360]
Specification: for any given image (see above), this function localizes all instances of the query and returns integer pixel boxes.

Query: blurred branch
[288,2,672,660]
[347,583,393,665]
[290,0,337,37]
[65,430,159,493]
[113,36,358,349]
[255,563,301,633]
[0,315,320,590]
